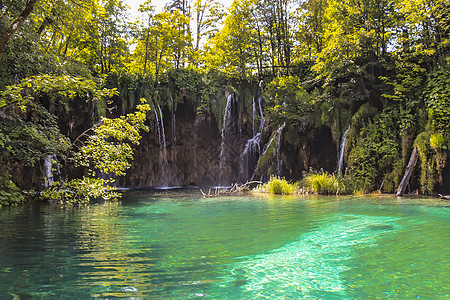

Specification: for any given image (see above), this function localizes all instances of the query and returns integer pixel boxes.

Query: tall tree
[0,0,39,59]
[192,0,225,51]
[132,10,191,79]
[204,0,255,77]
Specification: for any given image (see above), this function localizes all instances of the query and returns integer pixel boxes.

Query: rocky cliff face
[124,93,338,187]
[126,100,227,187]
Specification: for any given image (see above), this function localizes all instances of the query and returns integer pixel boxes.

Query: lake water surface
[0,192,449,299]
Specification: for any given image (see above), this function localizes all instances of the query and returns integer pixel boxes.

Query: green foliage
[252,124,285,179]
[41,177,120,205]
[264,76,315,128]
[76,99,151,177]
[0,75,117,111]
[0,175,26,207]
[0,73,136,205]
[253,176,298,195]
[414,131,448,195]
[414,132,434,194]
[301,170,351,195]
[42,96,150,205]
[0,111,70,167]
[425,67,450,134]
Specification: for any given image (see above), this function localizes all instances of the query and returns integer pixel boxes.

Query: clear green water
[0,192,449,299]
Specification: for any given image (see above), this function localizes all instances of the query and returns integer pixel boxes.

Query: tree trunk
[143,31,150,76]
[0,0,39,59]
[396,146,418,196]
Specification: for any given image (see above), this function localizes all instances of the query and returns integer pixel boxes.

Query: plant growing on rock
[0,74,150,205]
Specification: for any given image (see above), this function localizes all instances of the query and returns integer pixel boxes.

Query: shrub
[0,175,26,207]
[253,176,298,195]
[302,170,351,195]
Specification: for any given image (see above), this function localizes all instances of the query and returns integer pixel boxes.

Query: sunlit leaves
[264,76,315,127]
[131,9,191,77]
[0,75,117,110]
[76,98,150,176]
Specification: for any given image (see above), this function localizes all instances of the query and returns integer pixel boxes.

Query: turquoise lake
[0,191,449,299]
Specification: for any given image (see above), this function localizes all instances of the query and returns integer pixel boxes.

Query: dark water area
[0,192,449,299]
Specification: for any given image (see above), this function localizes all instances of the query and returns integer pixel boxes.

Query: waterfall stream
[239,94,266,182]
[153,102,168,186]
[276,122,286,176]
[337,126,350,175]
[252,122,285,181]
[43,154,60,187]
[152,103,162,147]
[218,94,234,185]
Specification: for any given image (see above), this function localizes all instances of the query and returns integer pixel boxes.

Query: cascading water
[276,123,286,176]
[152,102,168,186]
[337,126,350,175]
[239,133,262,182]
[171,96,176,152]
[276,122,286,176]
[43,154,60,187]
[252,122,285,181]
[152,102,162,147]
[239,94,266,182]
[157,105,166,150]
[218,94,234,186]
[258,94,265,133]
[170,96,178,184]
[252,97,256,137]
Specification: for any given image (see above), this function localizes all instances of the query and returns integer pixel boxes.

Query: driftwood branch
[396,146,418,196]
[200,181,263,198]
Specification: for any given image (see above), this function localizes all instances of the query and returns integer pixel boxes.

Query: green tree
[132,9,191,79]
[204,0,255,77]
[0,0,39,59]
[0,74,150,204]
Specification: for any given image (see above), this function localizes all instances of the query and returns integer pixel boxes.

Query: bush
[253,176,298,195]
[41,177,120,205]
[301,170,351,195]
[0,176,26,207]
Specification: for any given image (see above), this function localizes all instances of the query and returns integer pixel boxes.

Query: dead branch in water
[200,181,263,198]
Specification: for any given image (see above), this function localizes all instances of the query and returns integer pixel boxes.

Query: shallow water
[0,192,448,299]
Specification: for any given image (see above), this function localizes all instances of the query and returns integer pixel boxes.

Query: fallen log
[396,146,418,196]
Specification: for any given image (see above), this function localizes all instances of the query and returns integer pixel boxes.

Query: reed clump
[301,170,352,195]
[253,176,298,195]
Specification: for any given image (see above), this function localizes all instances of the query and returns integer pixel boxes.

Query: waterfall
[337,126,350,175]
[152,102,168,186]
[252,97,256,137]
[219,94,234,186]
[171,96,176,148]
[239,93,266,182]
[171,96,177,184]
[152,102,162,147]
[157,105,166,150]
[258,94,265,133]
[276,122,286,176]
[158,105,168,186]
[252,122,285,181]
[43,154,60,187]
[239,132,262,182]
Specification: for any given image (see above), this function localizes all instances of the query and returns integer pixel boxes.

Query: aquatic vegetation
[301,170,351,195]
[253,176,298,195]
